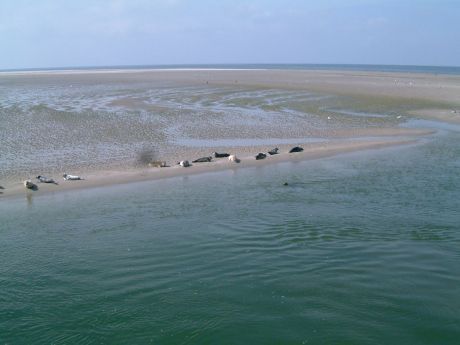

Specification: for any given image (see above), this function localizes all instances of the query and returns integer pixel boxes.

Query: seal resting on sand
[179,160,190,167]
[36,175,57,184]
[228,155,240,163]
[214,152,230,158]
[24,180,37,190]
[63,173,82,181]
[268,148,279,155]
[192,156,212,163]
[289,146,304,153]
[255,153,267,160]
[148,161,167,168]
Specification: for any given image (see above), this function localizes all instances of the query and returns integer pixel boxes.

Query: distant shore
[3,67,459,104]
[2,63,460,75]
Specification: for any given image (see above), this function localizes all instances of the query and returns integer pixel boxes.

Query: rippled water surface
[1,130,459,344]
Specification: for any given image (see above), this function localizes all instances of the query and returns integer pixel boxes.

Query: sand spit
[0,138,421,199]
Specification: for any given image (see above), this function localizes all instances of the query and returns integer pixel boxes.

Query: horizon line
[1,62,460,74]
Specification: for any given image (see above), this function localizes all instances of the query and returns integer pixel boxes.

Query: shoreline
[0,137,421,200]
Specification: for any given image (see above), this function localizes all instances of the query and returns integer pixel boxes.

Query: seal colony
[179,146,302,167]
[0,136,433,197]
[16,146,305,191]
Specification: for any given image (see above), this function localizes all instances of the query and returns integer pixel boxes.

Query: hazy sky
[1,0,459,69]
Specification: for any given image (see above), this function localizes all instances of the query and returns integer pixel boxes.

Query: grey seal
[289,146,304,153]
[268,148,279,155]
[37,175,57,184]
[192,156,212,163]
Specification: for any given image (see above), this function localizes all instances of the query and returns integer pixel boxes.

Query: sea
[3,63,460,75]
[1,65,460,344]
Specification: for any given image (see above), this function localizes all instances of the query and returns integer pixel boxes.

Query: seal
[228,155,240,163]
[255,153,267,160]
[192,156,212,163]
[63,174,83,181]
[289,146,304,153]
[148,161,167,168]
[179,160,190,167]
[214,152,230,158]
[36,175,57,184]
[24,179,37,190]
[268,148,279,155]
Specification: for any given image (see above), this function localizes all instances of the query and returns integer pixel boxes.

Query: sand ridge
[1,136,426,199]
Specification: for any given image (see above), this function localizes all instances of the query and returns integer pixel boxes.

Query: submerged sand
[1,68,458,198]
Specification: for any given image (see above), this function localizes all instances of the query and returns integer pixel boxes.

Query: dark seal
[289,146,304,153]
[214,152,230,158]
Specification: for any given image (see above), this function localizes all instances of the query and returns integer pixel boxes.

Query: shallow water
[1,130,459,344]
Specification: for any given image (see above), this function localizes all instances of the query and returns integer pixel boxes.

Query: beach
[1,68,459,197]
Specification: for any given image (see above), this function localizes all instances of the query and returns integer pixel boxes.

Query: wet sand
[408,108,460,124]
[3,68,459,105]
[1,68,457,198]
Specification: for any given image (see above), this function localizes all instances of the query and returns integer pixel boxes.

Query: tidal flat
[1,68,458,196]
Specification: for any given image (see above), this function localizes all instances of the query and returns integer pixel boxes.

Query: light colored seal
[24,179,37,189]
[228,155,240,163]
[63,174,82,181]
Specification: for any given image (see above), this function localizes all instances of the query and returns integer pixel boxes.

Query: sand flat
[3,68,459,104]
[408,108,460,124]
[0,68,458,198]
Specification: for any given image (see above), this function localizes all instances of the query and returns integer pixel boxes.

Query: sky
[0,0,459,69]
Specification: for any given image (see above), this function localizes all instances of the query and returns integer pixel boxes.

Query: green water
[1,130,460,344]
